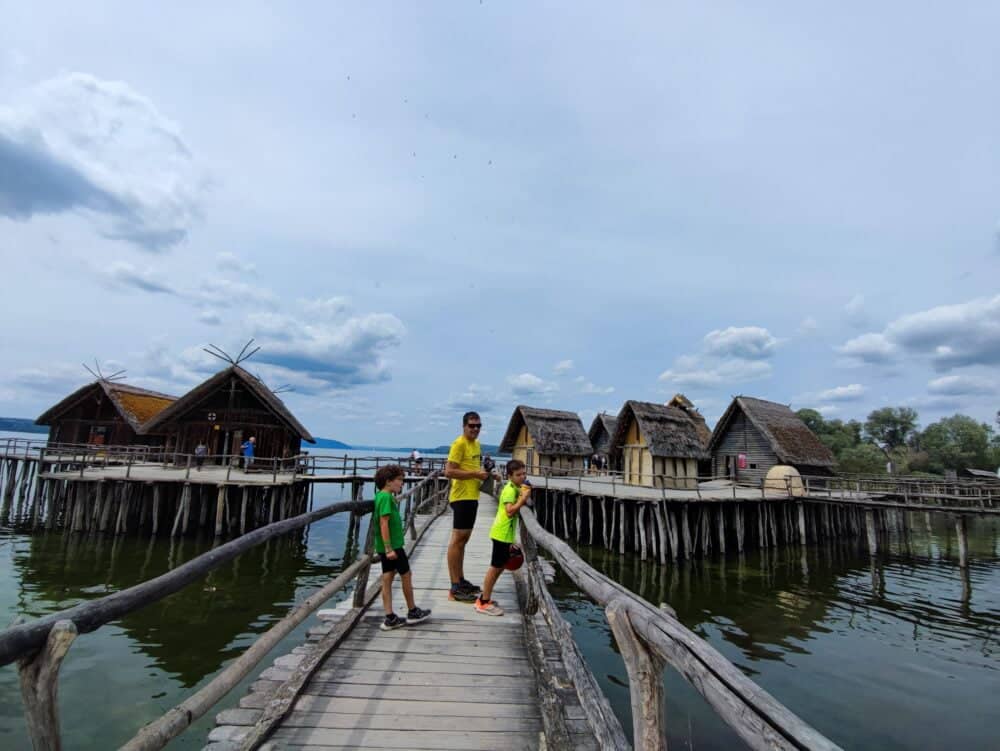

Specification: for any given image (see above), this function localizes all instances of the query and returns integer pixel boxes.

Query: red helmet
[504,544,524,571]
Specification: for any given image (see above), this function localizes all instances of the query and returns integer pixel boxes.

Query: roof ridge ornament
[82,359,127,383]
[202,338,261,366]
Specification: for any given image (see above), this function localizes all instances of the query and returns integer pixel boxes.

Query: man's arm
[380,516,397,559]
[444,461,488,481]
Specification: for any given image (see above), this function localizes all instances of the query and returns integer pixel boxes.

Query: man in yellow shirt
[444,411,490,601]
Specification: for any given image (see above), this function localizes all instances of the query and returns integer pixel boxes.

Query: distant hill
[0,417,47,435]
[311,437,352,449]
[348,443,505,456]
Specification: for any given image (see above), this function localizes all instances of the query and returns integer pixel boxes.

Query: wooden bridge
[0,469,845,750]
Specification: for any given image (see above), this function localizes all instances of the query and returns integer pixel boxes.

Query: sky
[1,1,998,446]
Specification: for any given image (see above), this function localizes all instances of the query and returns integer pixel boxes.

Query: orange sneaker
[474,597,504,616]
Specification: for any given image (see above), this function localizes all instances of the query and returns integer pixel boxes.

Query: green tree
[919,414,995,472]
[864,407,919,451]
[837,444,888,474]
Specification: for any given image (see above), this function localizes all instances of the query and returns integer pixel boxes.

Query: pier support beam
[215,485,227,537]
[955,516,968,569]
[865,508,878,556]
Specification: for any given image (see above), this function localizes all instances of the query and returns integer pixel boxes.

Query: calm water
[551,512,1000,749]
[2,430,998,749]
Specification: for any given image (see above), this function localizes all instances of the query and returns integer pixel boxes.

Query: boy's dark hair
[462,411,481,425]
[374,464,405,490]
[506,459,525,476]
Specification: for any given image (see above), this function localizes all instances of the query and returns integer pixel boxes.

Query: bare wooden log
[619,501,626,555]
[955,515,968,568]
[865,508,877,556]
[17,619,77,751]
[607,598,666,750]
[717,505,726,555]
[735,504,744,553]
[214,486,227,537]
[638,504,648,561]
[681,505,692,559]
[151,485,161,536]
[797,503,807,546]
[240,487,249,535]
[654,502,668,565]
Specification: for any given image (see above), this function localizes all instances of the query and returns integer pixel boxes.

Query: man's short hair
[462,411,481,426]
[375,464,405,490]
[506,459,526,476]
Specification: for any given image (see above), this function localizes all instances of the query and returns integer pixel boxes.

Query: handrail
[519,505,842,751]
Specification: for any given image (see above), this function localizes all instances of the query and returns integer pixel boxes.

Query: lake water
[2,432,998,749]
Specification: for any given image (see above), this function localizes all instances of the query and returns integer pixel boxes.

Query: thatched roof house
[142,365,314,460]
[708,396,835,484]
[588,412,618,457]
[499,406,592,475]
[37,380,177,446]
[609,400,709,488]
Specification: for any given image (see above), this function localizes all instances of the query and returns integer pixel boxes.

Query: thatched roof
[499,406,592,456]
[610,401,710,460]
[36,381,177,433]
[141,366,315,442]
[588,412,618,446]
[708,396,835,467]
[963,468,1000,482]
[667,393,712,448]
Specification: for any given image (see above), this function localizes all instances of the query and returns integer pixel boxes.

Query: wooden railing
[518,505,842,751]
[0,471,449,751]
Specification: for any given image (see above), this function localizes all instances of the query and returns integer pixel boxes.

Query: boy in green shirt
[475,459,531,616]
[373,464,431,631]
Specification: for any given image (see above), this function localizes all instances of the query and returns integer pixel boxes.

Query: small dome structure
[763,465,805,497]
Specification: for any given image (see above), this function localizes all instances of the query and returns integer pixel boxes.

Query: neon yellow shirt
[447,435,481,502]
[490,481,520,543]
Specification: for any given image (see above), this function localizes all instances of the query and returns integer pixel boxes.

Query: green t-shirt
[373,490,404,554]
[489,481,521,543]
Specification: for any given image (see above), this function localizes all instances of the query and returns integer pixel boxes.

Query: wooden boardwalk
[208,494,596,750]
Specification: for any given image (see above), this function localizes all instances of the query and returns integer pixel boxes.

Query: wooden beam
[17,619,77,751]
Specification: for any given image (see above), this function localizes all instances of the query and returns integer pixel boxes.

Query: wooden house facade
[36,381,176,447]
[667,393,713,476]
[609,401,709,489]
[708,396,835,485]
[499,406,592,475]
[587,412,619,468]
[140,366,315,461]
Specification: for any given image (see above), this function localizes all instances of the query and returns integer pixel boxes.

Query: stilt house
[667,393,713,476]
[708,396,835,485]
[588,412,618,466]
[499,406,592,475]
[36,381,176,446]
[609,401,709,488]
[140,366,315,461]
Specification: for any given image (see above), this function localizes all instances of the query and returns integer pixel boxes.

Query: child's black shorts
[379,548,410,575]
[490,539,511,568]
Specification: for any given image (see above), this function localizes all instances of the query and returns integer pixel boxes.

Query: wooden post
[240,487,249,535]
[182,485,192,534]
[654,503,668,565]
[735,505,744,553]
[352,484,374,608]
[17,619,77,751]
[681,505,692,559]
[151,485,161,536]
[797,503,807,546]
[606,599,666,750]
[955,516,968,569]
[716,506,726,555]
[865,508,877,556]
[214,486,226,536]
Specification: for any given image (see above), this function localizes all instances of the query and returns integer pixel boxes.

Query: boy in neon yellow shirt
[475,459,531,616]
[373,464,431,631]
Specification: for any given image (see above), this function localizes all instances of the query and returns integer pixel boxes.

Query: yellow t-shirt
[447,435,481,502]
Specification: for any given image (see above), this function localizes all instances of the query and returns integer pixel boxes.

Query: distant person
[444,411,492,601]
[410,448,423,475]
[590,453,600,475]
[240,436,255,469]
[194,442,207,470]
[373,464,431,631]
[475,460,531,616]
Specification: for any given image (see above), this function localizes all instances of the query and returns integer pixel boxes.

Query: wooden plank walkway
[208,494,590,750]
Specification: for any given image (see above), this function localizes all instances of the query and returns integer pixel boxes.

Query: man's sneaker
[406,607,432,625]
[474,597,504,616]
[449,586,478,602]
[380,613,407,631]
[458,578,482,594]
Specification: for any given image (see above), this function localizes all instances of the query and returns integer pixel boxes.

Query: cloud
[11,363,91,394]
[301,297,351,320]
[926,375,997,397]
[659,325,778,388]
[554,359,574,374]
[660,359,772,388]
[844,294,868,327]
[579,380,615,394]
[216,252,256,274]
[443,384,508,414]
[196,278,277,308]
[797,317,818,335]
[702,326,779,360]
[101,261,178,295]
[507,373,558,397]
[816,383,866,402]
[816,405,841,416]
[0,72,204,251]
[198,310,223,326]
[836,332,897,364]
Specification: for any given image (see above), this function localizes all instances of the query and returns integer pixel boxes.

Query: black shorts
[451,499,479,530]
[490,538,512,568]
[378,548,410,576]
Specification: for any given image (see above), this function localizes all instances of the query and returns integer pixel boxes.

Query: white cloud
[507,373,558,397]
[702,326,779,360]
[579,380,615,394]
[554,359,574,374]
[816,405,841,416]
[216,252,256,274]
[660,325,779,389]
[836,332,896,364]
[101,261,178,295]
[817,383,866,402]
[301,297,352,320]
[659,359,772,388]
[196,278,277,308]
[198,310,223,326]
[927,375,997,396]
[0,72,205,251]
[844,294,868,327]
[797,317,819,335]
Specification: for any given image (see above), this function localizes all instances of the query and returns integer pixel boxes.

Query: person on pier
[445,411,492,602]
[475,460,530,616]
[373,464,431,630]
[240,436,255,469]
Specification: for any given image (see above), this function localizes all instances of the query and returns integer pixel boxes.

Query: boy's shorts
[490,538,512,568]
[451,500,479,530]
[378,548,410,575]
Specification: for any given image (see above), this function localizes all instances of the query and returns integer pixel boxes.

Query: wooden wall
[46,391,164,447]
[712,411,779,485]
[512,425,585,475]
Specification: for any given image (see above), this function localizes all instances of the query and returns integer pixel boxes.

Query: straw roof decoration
[667,393,712,448]
[140,365,315,442]
[499,406,593,456]
[610,400,710,460]
[36,381,177,432]
[588,412,618,447]
[708,396,835,467]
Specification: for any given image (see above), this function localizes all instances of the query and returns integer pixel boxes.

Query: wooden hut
[499,406,592,475]
[36,380,176,447]
[140,366,315,461]
[609,401,709,488]
[708,396,835,485]
[667,393,713,476]
[588,412,618,467]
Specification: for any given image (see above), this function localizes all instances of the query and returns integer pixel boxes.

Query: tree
[863,407,919,451]
[837,444,888,474]
[919,415,994,472]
